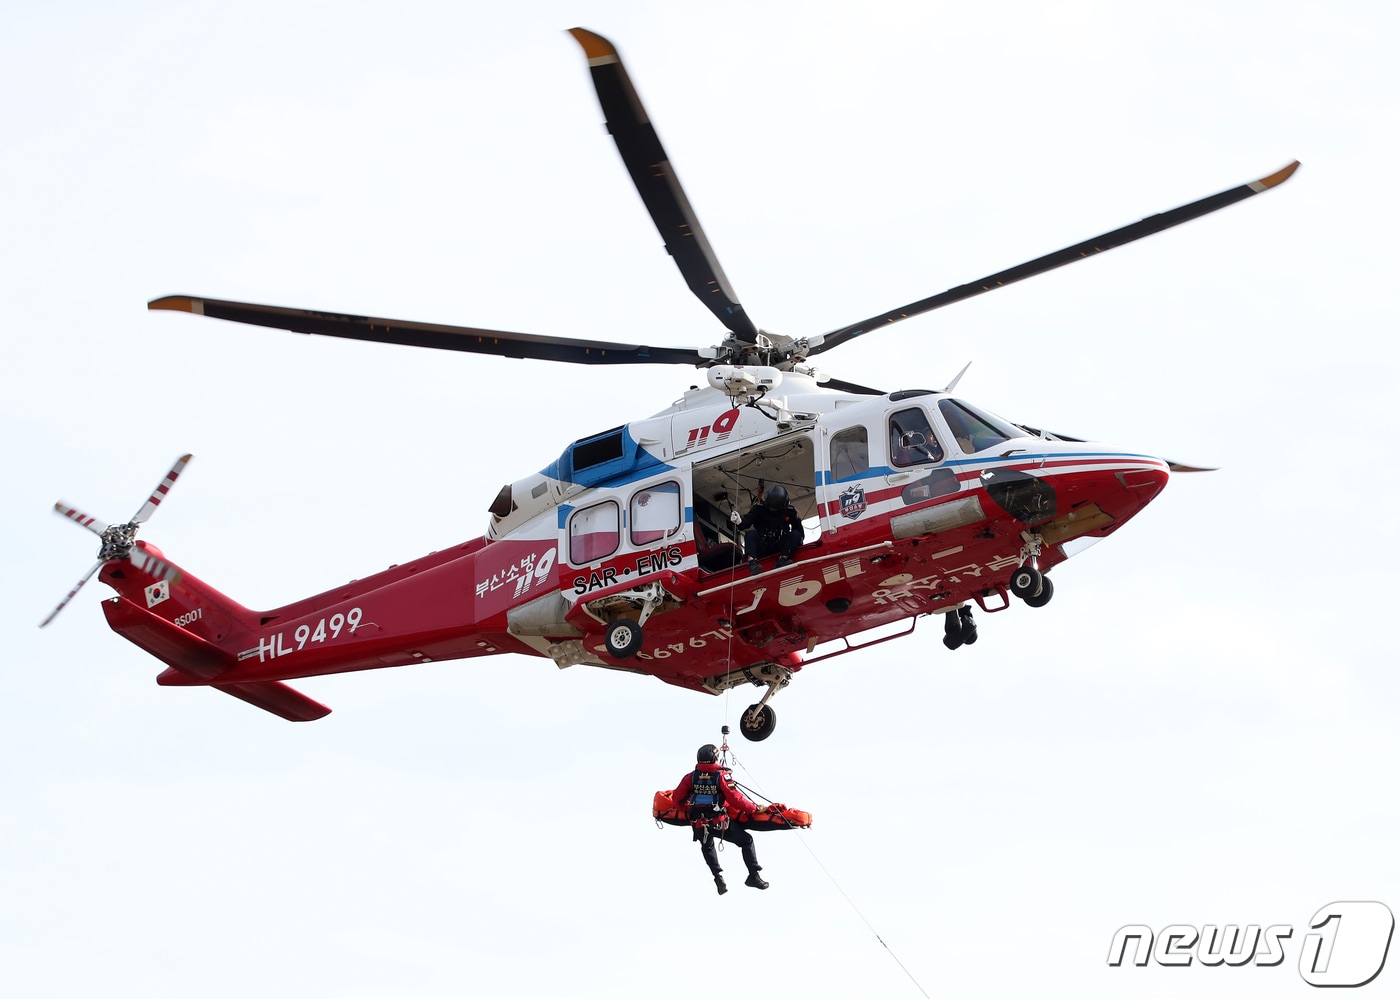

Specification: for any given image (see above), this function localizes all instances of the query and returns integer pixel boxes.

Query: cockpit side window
[938,399,1020,454]
[889,408,944,468]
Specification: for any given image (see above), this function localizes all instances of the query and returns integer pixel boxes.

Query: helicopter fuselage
[94,373,1166,734]
[482,374,1166,686]
[46,26,1288,737]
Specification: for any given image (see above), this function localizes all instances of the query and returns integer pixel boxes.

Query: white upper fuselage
[485,372,1167,603]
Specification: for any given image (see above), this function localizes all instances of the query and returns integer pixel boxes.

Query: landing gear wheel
[1023,576,1054,608]
[739,703,777,742]
[1009,565,1044,600]
[604,618,643,659]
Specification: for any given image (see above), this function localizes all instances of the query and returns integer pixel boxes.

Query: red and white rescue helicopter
[43,29,1297,740]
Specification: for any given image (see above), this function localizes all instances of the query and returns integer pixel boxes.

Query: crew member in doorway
[731,485,802,575]
[672,744,769,895]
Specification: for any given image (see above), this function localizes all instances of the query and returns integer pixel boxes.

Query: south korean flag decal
[145,580,170,608]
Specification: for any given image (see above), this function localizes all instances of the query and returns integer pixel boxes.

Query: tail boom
[97,537,534,721]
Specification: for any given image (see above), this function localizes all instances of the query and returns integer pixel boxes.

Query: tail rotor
[40,453,193,628]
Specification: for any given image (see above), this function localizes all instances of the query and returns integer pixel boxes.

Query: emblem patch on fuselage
[839,485,867,520]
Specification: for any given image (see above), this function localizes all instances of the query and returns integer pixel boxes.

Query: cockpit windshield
[939,399,1028,454]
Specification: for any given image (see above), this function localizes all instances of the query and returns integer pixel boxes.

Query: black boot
[714,874,728,895]
[943,609,964,649]
[958,604,977,645]
[744,871,769,890]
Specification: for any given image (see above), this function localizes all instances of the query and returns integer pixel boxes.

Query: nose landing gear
[1009,532,1054,607]
[1023,575,1054,607]
[1009,564,1044,599]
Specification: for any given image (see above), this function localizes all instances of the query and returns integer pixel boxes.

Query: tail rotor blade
[39,562,102,628]
[53,502,110,537]
[132,453,192,525]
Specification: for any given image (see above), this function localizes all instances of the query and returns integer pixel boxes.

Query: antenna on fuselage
[944,361,972,393]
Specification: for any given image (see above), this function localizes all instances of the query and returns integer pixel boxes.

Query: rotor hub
[98,523,139,562]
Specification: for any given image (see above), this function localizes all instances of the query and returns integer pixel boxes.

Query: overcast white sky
[4,1,1398,996]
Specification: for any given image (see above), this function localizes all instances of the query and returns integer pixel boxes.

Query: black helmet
[763,485,788,510]
[697,744,719,763]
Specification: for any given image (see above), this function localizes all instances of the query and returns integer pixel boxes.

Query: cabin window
[568,501,620,564]
[829,427,870,482]
[572,428,625,472]
[938,399,1020,454]
[630,481,682,545]
[889,408,945,468]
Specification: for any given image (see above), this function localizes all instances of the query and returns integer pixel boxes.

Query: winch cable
[725,754,932,999]
[706,478,924,995]
[721,477,742,738]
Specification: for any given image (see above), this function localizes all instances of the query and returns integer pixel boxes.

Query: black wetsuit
[735,503,801,561]
[700,823,760,879]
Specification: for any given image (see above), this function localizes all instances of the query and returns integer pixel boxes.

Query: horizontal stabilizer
[213,681,331,722]
[105,595,331,721]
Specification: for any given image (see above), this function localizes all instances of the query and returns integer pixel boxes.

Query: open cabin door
[689,430,819,573]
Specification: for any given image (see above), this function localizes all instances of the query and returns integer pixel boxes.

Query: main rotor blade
[821,376,885,395]
[812,161,1301,356]
[569,28,760,343]
[149,297,709,367]
[132,453,192,525]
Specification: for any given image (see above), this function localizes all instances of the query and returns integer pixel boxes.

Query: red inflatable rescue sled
[652,789,812,830]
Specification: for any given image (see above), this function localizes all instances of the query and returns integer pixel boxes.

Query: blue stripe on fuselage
[820,450,1162,484]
